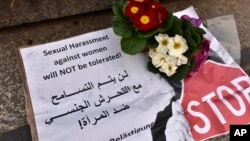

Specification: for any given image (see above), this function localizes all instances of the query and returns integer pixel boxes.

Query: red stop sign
[181,61,250,141]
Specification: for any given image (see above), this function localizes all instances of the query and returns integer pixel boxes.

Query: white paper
[20,28,175,141]
[205,15,241,64]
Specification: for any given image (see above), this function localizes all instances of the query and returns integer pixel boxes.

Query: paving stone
[0,0,113,28]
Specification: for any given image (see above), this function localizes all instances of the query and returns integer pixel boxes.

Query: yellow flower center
[161,39,168,46]
[131,6,139,14]
[160,57,165,62]
[135,0,144,2]
[140,15,150,24]
[174,42,181,49]
[168,66,172,71]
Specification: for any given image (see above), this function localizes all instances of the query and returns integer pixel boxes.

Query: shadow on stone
[0,125,31,141]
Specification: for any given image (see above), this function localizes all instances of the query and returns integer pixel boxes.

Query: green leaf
[182,29,195,63]
[112,0,130,24]
[191,29,202,46]
[165,16,181,36]
[183,25,205,64]
[195,27,206,35]
[137,28,161,38]
[185,28,196,47]
[147,59,159,74]
[185,50,197,64]
[112,16,133,38]
[112,0,126,16]
[168,64,192,80]
[189,59,196,72]
[173,17,183,35]
[121,34,147,55]
[181,19,193,29]
[173,23,183,35]
[161,12,174,32]
[189,27,202,45]
[146,37,158,49]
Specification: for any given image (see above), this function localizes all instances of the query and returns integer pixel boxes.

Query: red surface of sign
[181,61,250,141]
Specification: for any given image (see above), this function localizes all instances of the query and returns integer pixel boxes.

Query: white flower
[150,34,190,77]
[148,48,156,58]
[155,33,174,54]
[159,63,178,77]
[165,55,178,66]
[169,35,188,57]
[176,55,188,66]
[151,52,166,68]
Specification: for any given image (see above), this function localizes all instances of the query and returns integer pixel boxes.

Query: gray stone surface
[0,0,249,140]
[0,0,113,28]
[0,8,114,135]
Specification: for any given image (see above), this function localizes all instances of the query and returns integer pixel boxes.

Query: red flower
[129,0,150,3]
[150,2,168,24]
[132,9,160,32]
[125,1,146,19]
[124,0,168,32]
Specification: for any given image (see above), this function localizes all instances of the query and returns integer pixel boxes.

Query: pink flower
[181,15,202,27]
[188,39,210,77]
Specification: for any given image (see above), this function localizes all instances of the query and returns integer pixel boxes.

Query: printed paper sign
[20,28,175,141]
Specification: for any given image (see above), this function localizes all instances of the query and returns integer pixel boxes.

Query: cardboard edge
[16,48,39,141]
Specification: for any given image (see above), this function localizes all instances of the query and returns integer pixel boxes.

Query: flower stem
[10,0,15,8]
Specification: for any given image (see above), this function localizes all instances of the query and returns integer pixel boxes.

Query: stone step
[0,0,113,28]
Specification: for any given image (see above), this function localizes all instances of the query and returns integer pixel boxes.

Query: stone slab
[0,0,113,28]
